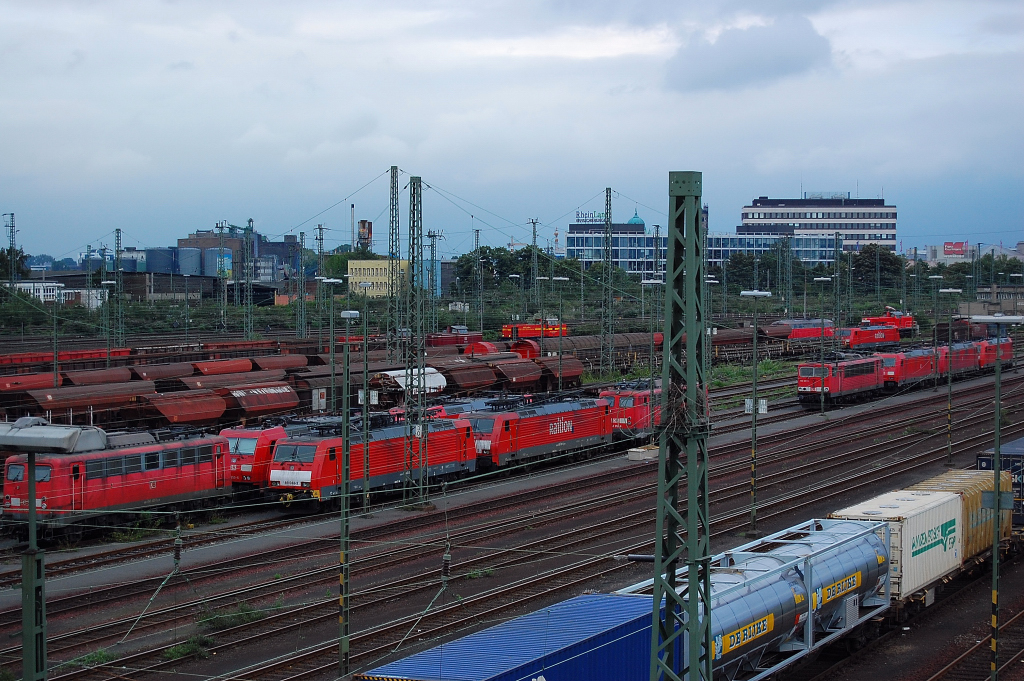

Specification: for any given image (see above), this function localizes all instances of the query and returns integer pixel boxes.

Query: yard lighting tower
[969,314,1024,681]
[642,278,663,430]
[359,281,373,508]
[939,288,962,467]
[814,277,832,415]
[553,276,570,391]
[706,278,719,324]
[317,277,343,410]
[508,274,522,327]
[183,274,191,343]
[929,275,945,388]
[740,289,771,537]
[101,280,116,367]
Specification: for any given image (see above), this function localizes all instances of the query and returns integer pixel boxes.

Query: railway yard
[0,316,1022,681]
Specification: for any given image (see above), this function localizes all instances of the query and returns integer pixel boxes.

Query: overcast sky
[2,0,1021,260]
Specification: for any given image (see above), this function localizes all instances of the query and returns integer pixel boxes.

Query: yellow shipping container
[907,469,1012,561]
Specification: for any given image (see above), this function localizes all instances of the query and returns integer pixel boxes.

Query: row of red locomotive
[2,394,616,534]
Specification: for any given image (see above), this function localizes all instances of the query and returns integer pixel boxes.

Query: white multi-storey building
[740,193,897,251]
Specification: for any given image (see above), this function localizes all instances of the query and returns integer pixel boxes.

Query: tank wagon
[358,470,1012,680]
[2,418,229,538]
[355,519,891,681]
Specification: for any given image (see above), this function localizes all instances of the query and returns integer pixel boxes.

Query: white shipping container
[830,490,962,600]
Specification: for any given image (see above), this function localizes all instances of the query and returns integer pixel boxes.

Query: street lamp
[101,280,115,367]
[508,274,522,328]
[536,276,549,357]
[337,308,359,677]
[316,277,343,410]
[552,277,570,391]
[929,275,944,388]
[969,313,1024,681]
[358,282,373,509]
[739,289,771,538]
[814,277,832,416]
[939,288,962,466]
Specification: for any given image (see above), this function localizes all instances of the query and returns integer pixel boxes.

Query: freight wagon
[356,519,891,681]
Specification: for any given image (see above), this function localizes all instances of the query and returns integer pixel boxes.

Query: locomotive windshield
[840,329,852,337]
[273,445,317,463]
[5,464,50,482]
[228,437,258,456]
[798,367,829,377]
[882,358,896,367]
[466,418,494,434]
[619,397,634,408]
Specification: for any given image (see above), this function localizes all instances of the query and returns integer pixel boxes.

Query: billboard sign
[944,242,967,256]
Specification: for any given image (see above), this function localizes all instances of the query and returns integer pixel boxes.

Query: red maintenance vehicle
[769,319,835,340]
[838,325,901,351]
[2,418,230,538]
[501,321,569,340]
[268,417,475,507]
[599,381,661,440]
[462,398,612,470]
[797,356,883,406]
[861,307,917,337]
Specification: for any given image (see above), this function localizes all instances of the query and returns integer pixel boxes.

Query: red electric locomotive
[268,418,475,506]
[876,349,936,390]
[797,357,882,406]
[837,325,901,351]
[770,319,834,340]
[861,307,917,337]
[2,418,229,536]
[979,337,1014,371]
[599,385,661,439]
[220,424,312,492]
[938,342,981,377]
[463,398,612,469]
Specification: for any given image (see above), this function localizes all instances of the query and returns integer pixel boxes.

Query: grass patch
[207,512,228,525]
[162,635,215,661]
[710,360,797,388]
[199,602,266,631]
[68,649,119,668]
[0,667,13,681]
[466,568,497,579]
[107,513,162,542]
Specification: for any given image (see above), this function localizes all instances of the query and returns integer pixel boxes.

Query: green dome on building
[627,210,645,226]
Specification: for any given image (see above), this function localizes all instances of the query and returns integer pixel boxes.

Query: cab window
[273,445,317,463]
[228,437,258,456]
[620,397,634,408]
[6,464,24,482]
[882,358,896,367]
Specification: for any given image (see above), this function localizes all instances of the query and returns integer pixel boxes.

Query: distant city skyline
[1,1,1020,261]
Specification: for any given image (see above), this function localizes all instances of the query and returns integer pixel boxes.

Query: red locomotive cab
[877,353,901,387]
[599,388,662,439]
[221,425,288,489]
[268,439,322,503]
[3,457,62,520]
[797,363,832,402]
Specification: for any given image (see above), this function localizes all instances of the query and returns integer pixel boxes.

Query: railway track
[11,388,1019,678]
[924,605,1024,680]
[45,414,1024,681]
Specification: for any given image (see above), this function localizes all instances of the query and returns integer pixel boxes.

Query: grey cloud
[665,15,831,92]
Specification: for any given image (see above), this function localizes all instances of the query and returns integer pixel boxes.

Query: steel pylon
[650,171,712,681]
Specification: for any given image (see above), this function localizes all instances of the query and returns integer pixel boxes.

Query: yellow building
[347,259,408,298]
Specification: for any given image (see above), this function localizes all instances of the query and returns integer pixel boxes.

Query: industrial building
[739,193,897,251]
[347,259,408,298]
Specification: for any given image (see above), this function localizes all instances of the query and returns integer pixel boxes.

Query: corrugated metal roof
[141,390,227,424]
[252,355,308,371]
[357,594,654,681]
[193,358,253,375]
[0,373,60,393]
[25,382,156,410]
[178,369,286,390]
[61,367,133,386]
[488,359,541,388]
[532,356,584,380]
[218,383,300,416]
[129,363,195,381]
